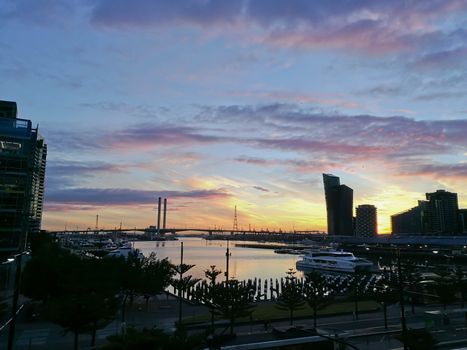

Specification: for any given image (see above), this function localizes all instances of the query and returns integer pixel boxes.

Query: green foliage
[139,252,174,308]
[20,241,175,350]
[453,265,467,307]
[211,279,255,334]
[434,278,456,310]
[303,271,331,327]
[21,241,74,302]
[276,269,305,325]
[371,274,399,305]
[193,265,223,329]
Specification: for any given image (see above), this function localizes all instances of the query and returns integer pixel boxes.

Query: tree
[401,260,422,314]
[303,271,330,328]
[434,277,456,310]
[371,273,399,329]
[139,252,174,310]
[275,269,305,325]
[21,242,123,349]
[21,241,74,303]
[171,263,200,326]
[193,265,223,330]
[210,279,255,335]
[453,265,467,308]
[349,273,366,320]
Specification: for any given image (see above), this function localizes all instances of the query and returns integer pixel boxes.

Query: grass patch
[182,300,380,325]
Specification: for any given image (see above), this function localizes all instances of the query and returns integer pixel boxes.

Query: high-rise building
[356,204,377,237]
[391,201,428,234]
[425,190,459,234]
[323,174,353,235]
[0,100,47,254]
[459,209,467,234]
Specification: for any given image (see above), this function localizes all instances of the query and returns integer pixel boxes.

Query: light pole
[396,248,408,350]
[7,251,26,350]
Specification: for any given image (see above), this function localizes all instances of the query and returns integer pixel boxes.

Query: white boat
[106,242,143,259]
[296,249,374,273]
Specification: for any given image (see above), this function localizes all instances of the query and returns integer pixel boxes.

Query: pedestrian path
[97,327,119,340]
[16,328,49,346]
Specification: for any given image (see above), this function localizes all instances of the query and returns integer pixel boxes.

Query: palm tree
[171,263,200,326]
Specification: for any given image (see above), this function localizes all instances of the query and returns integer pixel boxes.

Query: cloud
[88,0,467,54]
[236,156,341,173]
[413,45,467,70]
[80,102,162,118]
[47,160,126,177]
[0,0,75,26]
[47,103,467,182]
[252,185,269,192]
[46,187,231,206]
[200,104,467,158]
[102,124,222,150]
[230,90,363,109]
[414,91,465,101]
[399,162,467,179]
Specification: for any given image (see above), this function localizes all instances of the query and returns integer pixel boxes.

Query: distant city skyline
[1,1,466,233]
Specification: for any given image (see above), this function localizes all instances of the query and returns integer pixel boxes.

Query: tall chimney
[157,197,162,232]
[163,198,167,229]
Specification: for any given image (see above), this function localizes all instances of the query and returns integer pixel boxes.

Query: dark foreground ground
[2,294,467,349]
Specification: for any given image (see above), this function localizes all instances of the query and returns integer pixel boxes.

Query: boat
[106,242,144,260]
[274,248,304,255]
[296,249,374,273]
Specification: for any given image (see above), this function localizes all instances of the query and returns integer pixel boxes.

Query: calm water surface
[134,237,302,281]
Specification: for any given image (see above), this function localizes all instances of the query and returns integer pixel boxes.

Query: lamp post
[7,251,26,350]
[396,248,408,350]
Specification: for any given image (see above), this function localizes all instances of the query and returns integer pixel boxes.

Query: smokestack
[157,197,162,232]
[163,198,167,229]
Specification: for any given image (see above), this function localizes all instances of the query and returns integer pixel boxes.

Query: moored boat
[296,249,374,273]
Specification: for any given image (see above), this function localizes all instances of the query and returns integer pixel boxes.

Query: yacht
[296,249,374,273]
[106,242,143,260]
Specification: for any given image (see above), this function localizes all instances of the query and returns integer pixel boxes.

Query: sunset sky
[1,0,466,233]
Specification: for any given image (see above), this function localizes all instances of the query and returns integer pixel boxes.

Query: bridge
[45,227,325,236]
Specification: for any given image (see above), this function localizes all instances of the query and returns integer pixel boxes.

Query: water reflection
[134,237,301,281]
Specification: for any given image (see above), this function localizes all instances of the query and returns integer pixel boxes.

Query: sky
[1,0,467,234]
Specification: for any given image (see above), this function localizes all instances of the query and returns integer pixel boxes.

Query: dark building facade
[425,190,459,234]
[323,174,353,235]
[391,200,428,234]
[356,204,377,237]
[0,100,47,254]
[460,209,467,234]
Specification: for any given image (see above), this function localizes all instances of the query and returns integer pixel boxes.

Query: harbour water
[134,236,302,281]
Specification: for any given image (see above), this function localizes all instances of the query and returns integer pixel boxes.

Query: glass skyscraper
[0,101,47,255]
[323,174,353,236]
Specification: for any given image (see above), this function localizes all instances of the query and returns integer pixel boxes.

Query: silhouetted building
[391,201,428,234]
[458,209,467,234]
[0,100,47,253]
[356,205,377,237]
[323,174,353,236]
[425,190,459,234]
